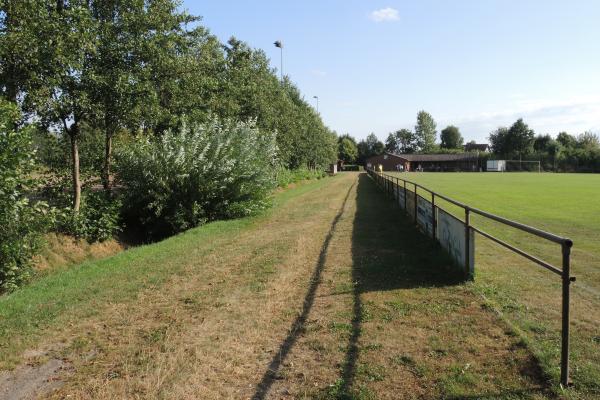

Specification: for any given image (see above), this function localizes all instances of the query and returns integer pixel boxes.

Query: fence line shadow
[340,173,465,395]
[251,182,355,400]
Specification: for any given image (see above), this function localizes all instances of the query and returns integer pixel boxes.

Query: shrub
[276,167,327,187]
[341,164,360,171]
[55,191,122,243]
[0,100,51,291]
[116,119,278,240]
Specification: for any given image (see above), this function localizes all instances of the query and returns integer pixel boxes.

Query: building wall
[365,154,407,171]
[366,154,481,172]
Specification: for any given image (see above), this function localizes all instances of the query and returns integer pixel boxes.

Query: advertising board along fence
[366,169,575,389]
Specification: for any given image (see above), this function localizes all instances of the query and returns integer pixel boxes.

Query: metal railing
[366,169,575,388]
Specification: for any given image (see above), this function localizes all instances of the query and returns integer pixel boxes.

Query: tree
[533,134,553,152]
[0,100,49,291]
[414,110,437,152]
[556,132,577,148]
[488,127,510,156]
[20,0,97,212]
[395,129,415,153]
[385,132,398,153]
[357,133,384,164]
[366,133,385,155]
[338,134,358,163]
[440,125,463,149]
[577,131,600,149]
[86,0,209,190]
[507,118,535,159]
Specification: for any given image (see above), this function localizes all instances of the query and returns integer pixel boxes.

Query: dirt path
[1,173,550,399]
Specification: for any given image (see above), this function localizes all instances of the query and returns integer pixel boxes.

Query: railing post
[404,181,407,211]
[413,184,418,223]
[561,241,573,388]
[464,208,471,279]
[431,192,436,239]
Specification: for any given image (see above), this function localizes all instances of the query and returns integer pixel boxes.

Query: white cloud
[369,7,399,22]
[449,95,600,142]
[310,69,327,77]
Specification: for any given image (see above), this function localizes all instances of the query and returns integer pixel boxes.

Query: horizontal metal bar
[471,226,563,276]
[469,207,571,245]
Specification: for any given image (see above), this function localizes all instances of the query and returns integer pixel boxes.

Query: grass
[385,171,600,398]
[0,172,565,399]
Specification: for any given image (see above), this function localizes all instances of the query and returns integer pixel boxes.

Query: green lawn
[385,172,600,398]
[0,173,557,399]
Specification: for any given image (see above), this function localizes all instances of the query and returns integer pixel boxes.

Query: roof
[385,152,479,162]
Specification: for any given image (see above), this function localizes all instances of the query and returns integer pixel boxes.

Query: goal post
[505,160,541,172]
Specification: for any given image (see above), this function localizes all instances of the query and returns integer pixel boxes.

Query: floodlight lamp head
[274,40,283,48]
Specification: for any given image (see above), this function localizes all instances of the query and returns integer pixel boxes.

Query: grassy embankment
[0,172,559,399]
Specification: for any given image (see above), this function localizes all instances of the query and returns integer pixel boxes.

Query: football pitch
[385,172,600,396]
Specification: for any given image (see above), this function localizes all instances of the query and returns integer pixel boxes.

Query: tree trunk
[102,130,113,191]
[69,124,81,212]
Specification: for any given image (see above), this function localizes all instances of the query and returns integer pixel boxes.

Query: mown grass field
[386,172,600,398]
[0,173,560,399]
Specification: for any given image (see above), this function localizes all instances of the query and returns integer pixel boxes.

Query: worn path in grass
[1,173,548,399]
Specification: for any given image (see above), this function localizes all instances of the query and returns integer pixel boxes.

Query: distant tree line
[489,119,600,172]
[339,111,599,173]
[338,110,467,165]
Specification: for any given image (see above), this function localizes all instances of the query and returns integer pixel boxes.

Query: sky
[182,0,600,143]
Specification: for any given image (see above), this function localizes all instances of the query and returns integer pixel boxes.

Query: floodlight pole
[274,40,283,81]
[313,95,319,113]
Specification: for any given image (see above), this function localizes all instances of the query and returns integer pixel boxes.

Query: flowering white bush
[116,119,278,239]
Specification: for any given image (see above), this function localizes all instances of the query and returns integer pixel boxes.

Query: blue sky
[183,1,600,143]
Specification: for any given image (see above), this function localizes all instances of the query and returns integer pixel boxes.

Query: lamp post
[274,40,283,81]
[313,95,319,113]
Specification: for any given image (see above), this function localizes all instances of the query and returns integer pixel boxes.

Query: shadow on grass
[251,182,356,400]
[329,173,550,400]
[338,173,464,397]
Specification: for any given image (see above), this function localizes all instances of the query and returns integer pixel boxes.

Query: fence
[366,169,575,388]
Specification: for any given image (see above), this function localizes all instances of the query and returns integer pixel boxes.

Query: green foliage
[276,167,327,187]
[489,120,600,172]
[341,164,361,171]
[116,119,278,240]
[338,134,358,163]
[414,110,437,152]
[357,133,384,164]
[0,100,50,291]
[556,132,577,148]
[440,125,464,149]
[55,191,122,243]
[386,129,417,154]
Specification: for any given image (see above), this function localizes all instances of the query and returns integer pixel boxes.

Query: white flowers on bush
[116,119,278,239]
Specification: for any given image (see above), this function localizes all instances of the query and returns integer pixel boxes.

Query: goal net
[505,160,541,172]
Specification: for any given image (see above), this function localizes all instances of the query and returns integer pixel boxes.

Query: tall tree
[440,125,463,149]
[507,118,535,159]
[556,132,577,148]
[395,128,415,153]
[577,131,600,149]
[87,0,213,190]
[338,134,358,163]
[488,127,510,156]
[385,132,398,153]
[18,0,96,211]
[357,133,384,164]
[414,110,437,152]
